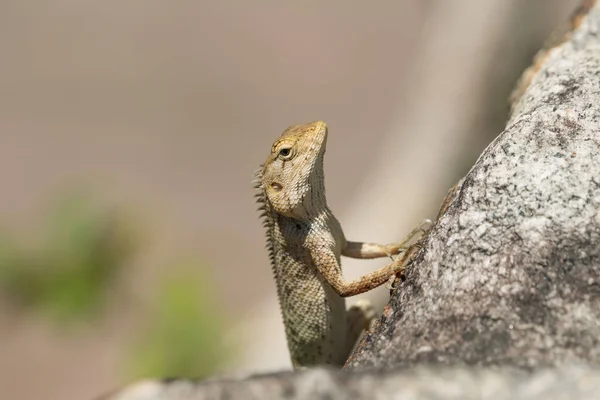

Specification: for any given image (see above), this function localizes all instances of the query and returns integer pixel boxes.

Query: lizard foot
[341,300,378,363]
[386,219,433,257]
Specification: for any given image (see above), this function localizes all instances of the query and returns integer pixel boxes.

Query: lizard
[254,120,430,369]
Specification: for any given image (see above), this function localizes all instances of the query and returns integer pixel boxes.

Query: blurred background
[0,1,580,399]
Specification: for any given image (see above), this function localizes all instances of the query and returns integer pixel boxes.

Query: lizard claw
[385,274,398,290]
[419,219,433,232]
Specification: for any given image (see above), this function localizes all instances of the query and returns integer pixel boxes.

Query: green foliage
[0,188,226,378]
[0,190,135,323]
[128,266,228,379]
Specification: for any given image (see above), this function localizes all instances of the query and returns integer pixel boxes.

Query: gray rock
[103,366,600,400]
[347,1,600,371]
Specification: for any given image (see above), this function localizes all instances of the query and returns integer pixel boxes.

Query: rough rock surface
[101,2,600,399]
[104,366,600,400]
[346,0,600,370]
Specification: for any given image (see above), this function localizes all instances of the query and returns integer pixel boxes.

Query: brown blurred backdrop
[0,1,580,399]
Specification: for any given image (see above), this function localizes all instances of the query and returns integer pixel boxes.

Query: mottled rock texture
[103,366,600,400]
[347,2,600,369]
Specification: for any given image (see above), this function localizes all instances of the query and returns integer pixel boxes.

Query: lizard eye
[278,146,294,160]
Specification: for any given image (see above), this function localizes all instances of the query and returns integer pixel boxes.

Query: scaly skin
[255,121,428,369]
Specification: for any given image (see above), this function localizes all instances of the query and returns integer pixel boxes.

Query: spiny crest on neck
[253,164,277,274]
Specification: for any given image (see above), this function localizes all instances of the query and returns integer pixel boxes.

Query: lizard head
[259,120,328,220]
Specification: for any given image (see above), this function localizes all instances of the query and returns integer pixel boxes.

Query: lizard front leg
[342,219,432,259]
[307,220,432,297]
[307,246,404,297]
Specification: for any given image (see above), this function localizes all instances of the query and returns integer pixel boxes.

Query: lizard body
[255,121,428,369]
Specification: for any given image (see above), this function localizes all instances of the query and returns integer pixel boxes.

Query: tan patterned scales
[255,121,429,369]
